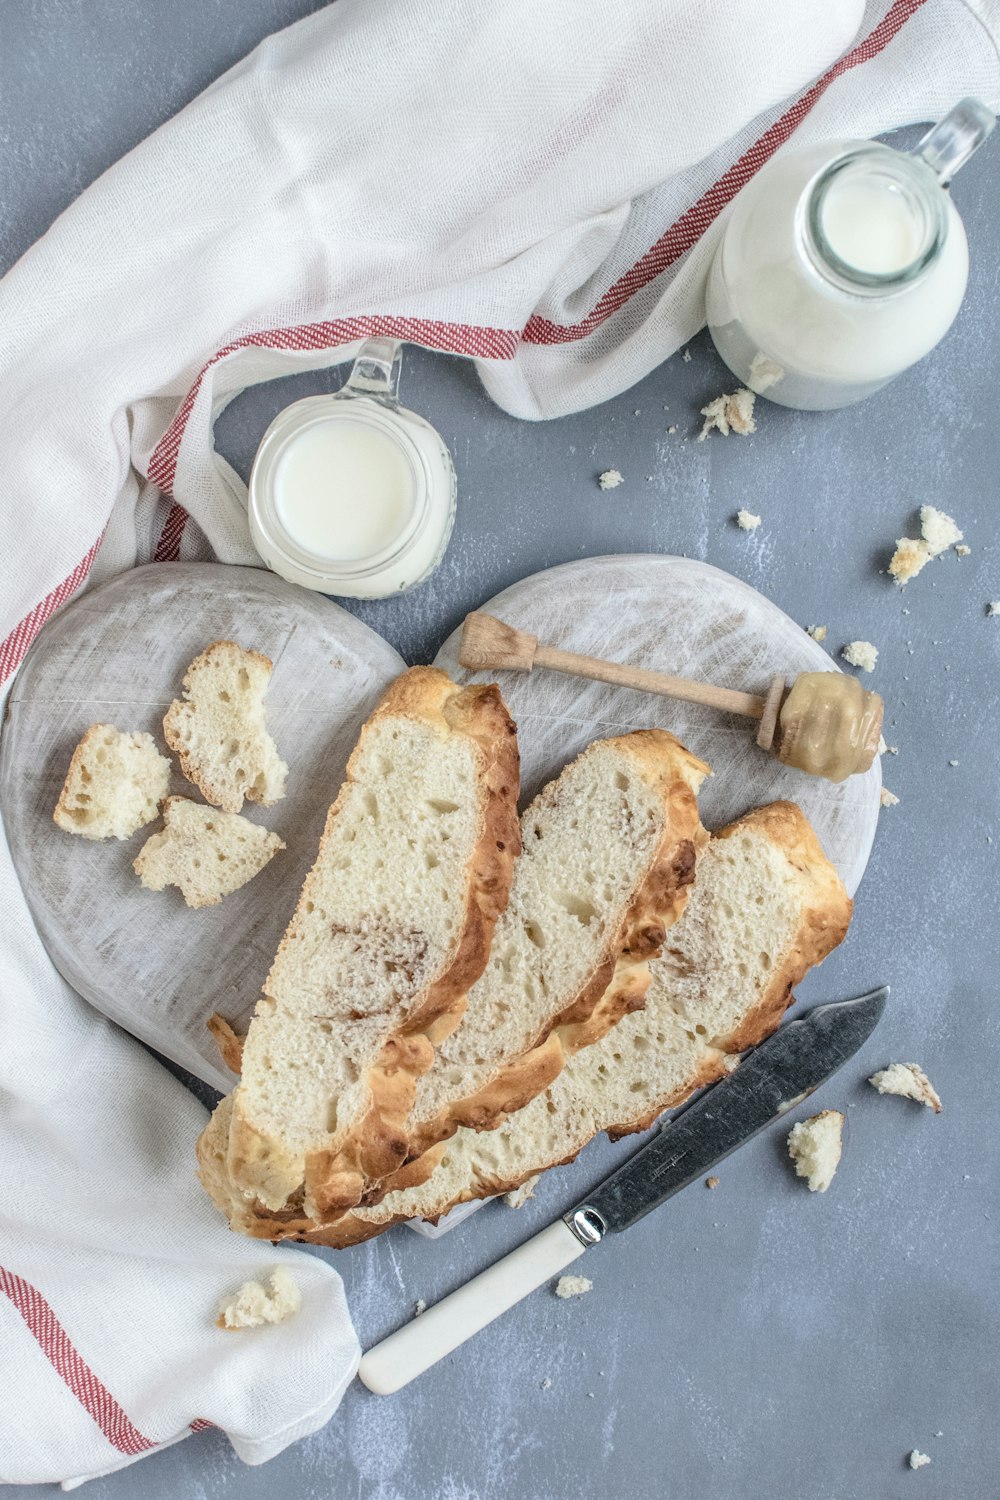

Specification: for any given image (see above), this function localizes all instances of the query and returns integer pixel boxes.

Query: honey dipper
[459,611,883,784]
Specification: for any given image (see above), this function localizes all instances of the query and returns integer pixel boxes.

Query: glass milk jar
[249,339,456,597]
[706,99,995,410]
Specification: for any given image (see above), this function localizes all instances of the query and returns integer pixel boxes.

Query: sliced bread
[53,725,170,840]
[133,796,284,908]
[164,641,288,813]
[301,802,851,1246]
[358,730,708,1204]
[197,667,520,1225]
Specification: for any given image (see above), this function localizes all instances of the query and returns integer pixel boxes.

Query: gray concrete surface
[2,4,999,1497]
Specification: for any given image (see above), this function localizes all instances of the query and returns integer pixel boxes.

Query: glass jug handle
[915,97,995,186]
[340,337,402,406]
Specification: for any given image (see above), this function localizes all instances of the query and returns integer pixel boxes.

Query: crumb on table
[806,624,827,642]
[735,508,761,531]
[842,640,879,672]
[908,1450,932,1470]
[879,788,899,808]
[598,469,623,490]
[698,388,756,441]
[869,1062,941,1112]
[555,1274,593,1300]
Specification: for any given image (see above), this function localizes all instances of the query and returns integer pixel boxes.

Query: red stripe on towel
[523,0,928,344]
[0,1266,157,1457]
[0,531,104,689]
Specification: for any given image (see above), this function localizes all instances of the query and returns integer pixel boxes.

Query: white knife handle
[358,1219,586,1395]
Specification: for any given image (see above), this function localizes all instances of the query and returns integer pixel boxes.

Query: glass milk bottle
[706,99,995,410]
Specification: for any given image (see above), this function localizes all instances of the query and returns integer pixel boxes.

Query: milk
[273,417,415,561]
[820,177,923,276]
[705,130,978,410]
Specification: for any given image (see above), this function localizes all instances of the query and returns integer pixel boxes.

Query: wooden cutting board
[0,564,404,1091]
[1,555,879,1095]
[435,555,880,896]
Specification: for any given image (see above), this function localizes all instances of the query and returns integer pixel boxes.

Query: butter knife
[358,986,887,1394]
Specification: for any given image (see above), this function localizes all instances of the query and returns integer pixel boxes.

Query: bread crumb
[888,537,932,585]
[414,1299,427,1316]
[504,1175,540,1209]
[681,348,692,362]
[806,625,827,642]
[666,424,677,434]
[879,788,899,807]
[920,504,963,556]
[598,469,623,490]
[842,640,878,672]
[699,389,756,440]
[749,351,784,391]
[705,1176,720,1189]
[540,1377,552,1390]
[886,745,898,755]
[869,1063,941,1113]
[735,508,761,531]
[955,544,971,557]
[787,1110,843,1193]
[988,602,1000,617]
[217,1266,301,1330]
[948,759,959,767]
[909,1450,932,1470]
[555,1274,593,1299]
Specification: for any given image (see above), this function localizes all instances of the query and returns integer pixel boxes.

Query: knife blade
[358,987,887,1395]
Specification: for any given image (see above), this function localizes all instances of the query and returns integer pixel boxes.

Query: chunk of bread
[869,1062,941,1112]
[216,1266,301,1330]
[53,725,170,840]
[787,1109,844,1192]
[197,667,520,1226]
[164,641,288,813]
[133,796,284,908]
[263,802,851,1246]
[359,731,708,1204]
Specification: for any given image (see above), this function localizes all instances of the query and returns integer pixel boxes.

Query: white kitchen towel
[1,0,998,1485]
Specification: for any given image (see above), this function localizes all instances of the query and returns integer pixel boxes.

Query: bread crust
[362,731,707,1202]
[199,667,520,1225]
[313,800,852,1247]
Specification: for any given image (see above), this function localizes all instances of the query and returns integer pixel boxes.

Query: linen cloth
[1,0,997,1484]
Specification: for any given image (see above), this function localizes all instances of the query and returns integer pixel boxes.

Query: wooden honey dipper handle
[459,611,770,720]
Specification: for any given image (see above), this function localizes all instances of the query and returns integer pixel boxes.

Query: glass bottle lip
[248,394,433,586]
[800,143,949,298]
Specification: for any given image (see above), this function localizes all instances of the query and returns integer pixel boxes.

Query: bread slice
[164,641,288,813]
[53,724,170,840]
[197,667,520,1225]
[133,796,284,908]
[301,802,851,1247]
[357,730,708,1205]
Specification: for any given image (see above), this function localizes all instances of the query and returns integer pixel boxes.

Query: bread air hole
[615,771,629,791]
[238,668,251,691]
[427,799,460,815]
[218,690,231,703]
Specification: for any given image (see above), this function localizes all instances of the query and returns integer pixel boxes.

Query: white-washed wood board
[435,555,880,894]
[1,554,879,1099]
[0,564,404,1091]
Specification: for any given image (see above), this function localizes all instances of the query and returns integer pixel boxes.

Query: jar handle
[915,97,995,186]
[340,337,402,405]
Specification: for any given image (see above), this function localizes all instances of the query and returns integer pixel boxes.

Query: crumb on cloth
[217,1267,301,1330]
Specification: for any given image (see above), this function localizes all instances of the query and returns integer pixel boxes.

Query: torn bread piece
[869,1063,941,1113]
[842,640,878,672]
[311,803,851,1247]
[53,725,170,840]
[505,1176,539,1208]
[217,1267,301,1329]
[133,797,284,908]
[888,538,932,585]
[164,641,288,814]
[787,1110,844,1192]
[197,667,520,1228]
